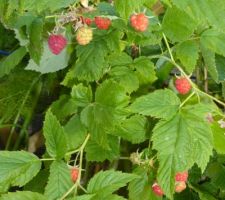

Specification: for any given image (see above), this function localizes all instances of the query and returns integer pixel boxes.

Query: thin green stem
[65,149,80,156]
[179,92,195,108]
[78,183,88,193]
[76,134,90,186]
[149,54,225,108]
[45,15,59,19]
[196,88,225,107]
[0,124,21,129]
[161,32,225,107]
[119,157,130,160]
[5,76,40,150]
[60,134,90,200]
[40,158,55,161]
[162,32,175,62]
[73,152,80,166]
[60,183,78,200]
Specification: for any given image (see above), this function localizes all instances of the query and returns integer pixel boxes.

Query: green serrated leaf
[5,0,19,19]
[74,30,120,82]
[85,135,120,162]
[81,80,129,147]
[0,0,7,20]
[201,29,225,57]
[24,169,49,193]
[114,0,142,19]
[171,0,225,31]
[0,151,41,187]
[200,44,218,82]
[45,161,73,200]
[87,170,137,198]
[64,115,87,150]
[128,167,149,200]
[161,0,172,7]
[104,194,127,200]
[215,55,225,82]
[71,83,92,107]
[108,52,133,67]
[129,89,180,119]
[108,53,139,93]
[96,80,131,108]
[152,105,213,198]
[201,42,225,83]
[26,42,71,74]
[222,82,225,99]
[37,0,78,12]
[71,194,96,200]
[133,57,157,85]
[43,110,68,159]
[61,67,77,88]
[176,40,199,73]
[74,42,107,82]
[162,6,197,42]
[28,17,43,64]
[113,115,147,144]
[211,122,225,154]
[193,186,217,200]
[0,47,26,77]
[110,66,139,93]
[50,95,78,121]
[206,162,225,190]
[14,28,29,46]
[143,0,158,8]
[0,191,47,200]
[48,0,77,12]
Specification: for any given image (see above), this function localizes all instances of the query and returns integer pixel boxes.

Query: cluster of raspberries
[152,171,189,196]
[48,13,149,55]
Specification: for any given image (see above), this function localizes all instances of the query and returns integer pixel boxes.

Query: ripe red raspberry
[175,171,188,182]
[76,27,93,45]
[80,16,93,26]
[152,182,164,197]
[175,181,186,193]
[94,17,111,30]
[175,77,191,95]
[70,167,79,182]
[130,13,149,32]
[84,18,93,26]
[48,34,67,55]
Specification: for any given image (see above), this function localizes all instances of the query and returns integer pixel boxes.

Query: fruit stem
[150,54,225,108]
[60,134,90,200]
[65,149,80,156]
[78,183,88,193]
[179,92,195,108]
[162,32,175,62]
[196,88,225,107]
[76,134,90,186]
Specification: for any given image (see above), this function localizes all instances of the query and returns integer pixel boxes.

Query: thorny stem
[60,134,90,200]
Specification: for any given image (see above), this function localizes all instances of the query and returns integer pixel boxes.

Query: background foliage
[0,0,225,199]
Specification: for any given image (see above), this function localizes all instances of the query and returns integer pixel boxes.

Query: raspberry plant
[0,0,225,200]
